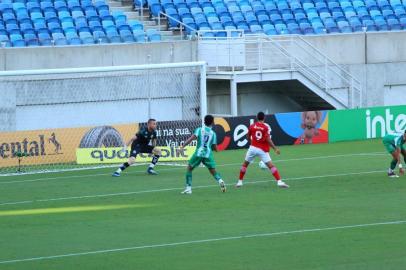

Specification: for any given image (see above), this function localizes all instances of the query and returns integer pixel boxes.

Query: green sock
[390,159,397,170]
[186,171,192,187]
[213,172,222,182]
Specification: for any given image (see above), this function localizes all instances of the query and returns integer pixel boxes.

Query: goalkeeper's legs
[147,147,161,175]
[113,156,136,177]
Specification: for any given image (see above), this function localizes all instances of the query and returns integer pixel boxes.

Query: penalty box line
[0,170,385,207]
[0,152,386,185]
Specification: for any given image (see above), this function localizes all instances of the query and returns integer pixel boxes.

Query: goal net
[0,62,206,175]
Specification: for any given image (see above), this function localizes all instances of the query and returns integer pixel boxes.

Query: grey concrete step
[111,5,134,12]
[107,0,177,39]
[144,24,168,31]
[157,30,174,36]
[107,1,123,7]
[125,12,150,20]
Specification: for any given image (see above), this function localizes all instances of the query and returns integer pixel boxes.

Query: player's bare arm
[126,135,137,147]
[267,137,280,155]
[212,144,218,152]
[181,134,197,149]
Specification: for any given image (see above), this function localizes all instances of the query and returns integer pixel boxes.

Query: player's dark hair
[204,115,214,126]
[257,112,265,121]
[147,118,156,124]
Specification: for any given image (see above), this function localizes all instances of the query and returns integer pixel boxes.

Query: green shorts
[188,153,216,169]
[383,142,405,154]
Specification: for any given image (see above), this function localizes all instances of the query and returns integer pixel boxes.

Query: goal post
[0,61,207,175]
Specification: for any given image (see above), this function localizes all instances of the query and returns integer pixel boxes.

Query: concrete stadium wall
[0,41,197,70]
[207,80,304,116]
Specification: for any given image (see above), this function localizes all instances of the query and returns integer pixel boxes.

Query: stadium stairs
[110,0,178,39]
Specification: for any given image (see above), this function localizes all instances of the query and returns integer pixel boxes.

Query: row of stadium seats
[0,0,162,47]
[0,28,161,47]
[135,0,406,35]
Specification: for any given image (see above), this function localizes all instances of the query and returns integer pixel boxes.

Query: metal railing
[269,35,362,108]
[197,33,362,108]
[157,12,197,40]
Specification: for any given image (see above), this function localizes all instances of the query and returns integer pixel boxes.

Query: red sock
[270,167,281,181]
[239,165,247,180]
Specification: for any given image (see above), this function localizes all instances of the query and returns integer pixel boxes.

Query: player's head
[204,114,214,127]
[257,112,265,122]
[147,118,157,131]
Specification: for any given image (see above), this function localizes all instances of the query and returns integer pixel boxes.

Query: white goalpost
[0,61,207,175]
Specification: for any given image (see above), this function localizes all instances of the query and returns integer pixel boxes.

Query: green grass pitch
[1,139,406,270]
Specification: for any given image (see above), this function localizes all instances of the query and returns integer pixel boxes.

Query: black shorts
[130,144,154,158]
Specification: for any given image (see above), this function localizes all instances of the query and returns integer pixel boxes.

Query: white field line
[0,170,385,207]
[0,152,386,185]
[0,219,404,265]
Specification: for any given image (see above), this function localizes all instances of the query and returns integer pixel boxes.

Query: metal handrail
[265,35,361,107]
[265,35,361,89]
[296,36,362,85]
[158,12,197,39]
[293,38,362,89]
[199,33,362,108]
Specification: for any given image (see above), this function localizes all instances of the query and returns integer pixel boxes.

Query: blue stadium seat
[24,33,40,46]
[80,32,95,44]
[118,29,134,42]
[388,18,402,29]
[10,34,26,47]
[133,29,146,42]
[93,31,109,43]
[66,32,82,45]
[275,23,288,34]
[183,17,198,32]
[95,1,109,11]
[21,23,35,34]
[54,1,68,12]
[149,0,162,16]
[38,32,52,46]
[6,24,21,35]
[165,8,181,28]
[0,35,12,47]
[128,20,144,31]
[250,24,263,33]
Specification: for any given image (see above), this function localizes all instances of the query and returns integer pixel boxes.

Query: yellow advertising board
[0,124,139,168]
[76,146,194,164]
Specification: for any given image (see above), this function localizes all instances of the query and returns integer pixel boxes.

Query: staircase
[107,0,178,40]
[200,34,362,109]
[261,35,363,109]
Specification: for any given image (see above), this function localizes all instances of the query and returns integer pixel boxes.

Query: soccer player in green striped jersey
[180,115,226,194]
[382,130,406,178]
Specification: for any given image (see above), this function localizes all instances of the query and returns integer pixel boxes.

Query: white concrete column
[230,75,238,116]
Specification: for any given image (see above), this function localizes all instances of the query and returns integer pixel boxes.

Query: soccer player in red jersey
[236,112,289,188]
